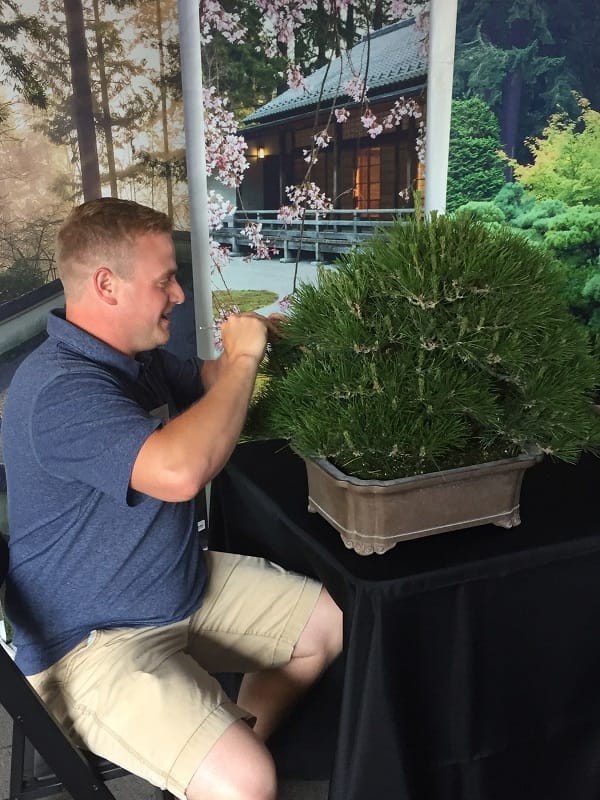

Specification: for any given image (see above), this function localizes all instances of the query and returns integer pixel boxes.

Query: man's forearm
[200,354,225,391]
[131,353,259,501]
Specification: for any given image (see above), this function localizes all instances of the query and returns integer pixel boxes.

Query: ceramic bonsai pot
[303,448,543,555]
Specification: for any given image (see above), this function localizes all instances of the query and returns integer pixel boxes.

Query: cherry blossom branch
[199,0,431,308]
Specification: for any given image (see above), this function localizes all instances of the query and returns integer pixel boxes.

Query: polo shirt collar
[47,308,143,380]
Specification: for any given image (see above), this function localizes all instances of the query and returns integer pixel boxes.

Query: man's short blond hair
[56,198,172,297]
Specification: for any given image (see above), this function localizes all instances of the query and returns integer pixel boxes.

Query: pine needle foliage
[246,214,600,480]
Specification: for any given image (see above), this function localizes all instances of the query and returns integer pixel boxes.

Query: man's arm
[131,313,267,502]
[200,352,226,392]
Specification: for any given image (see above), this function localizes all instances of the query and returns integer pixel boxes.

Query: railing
[212,207,414,260]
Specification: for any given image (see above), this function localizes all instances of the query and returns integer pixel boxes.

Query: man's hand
[201,310,285,392]
[220,312,269,363]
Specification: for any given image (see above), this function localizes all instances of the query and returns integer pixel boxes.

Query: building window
[354,147,381,209]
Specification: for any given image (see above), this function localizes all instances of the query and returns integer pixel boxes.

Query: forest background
[0,0,599,336]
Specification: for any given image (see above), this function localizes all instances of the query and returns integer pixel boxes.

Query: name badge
[149,403,170,426]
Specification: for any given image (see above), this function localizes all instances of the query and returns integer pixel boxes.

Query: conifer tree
[0,0,47,112]
[447,97,506,212]
[248,214,600,479]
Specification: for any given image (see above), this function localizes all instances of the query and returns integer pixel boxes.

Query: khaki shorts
[29,551,322,799]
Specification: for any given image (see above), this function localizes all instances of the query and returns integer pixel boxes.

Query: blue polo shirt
[3,310,207,674]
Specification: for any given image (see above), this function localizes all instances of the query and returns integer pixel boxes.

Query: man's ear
[92,267,119,306]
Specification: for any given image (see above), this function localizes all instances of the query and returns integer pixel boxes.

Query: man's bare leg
[185,720,276,800]
[236,587,343,741]
[185,589,341,799]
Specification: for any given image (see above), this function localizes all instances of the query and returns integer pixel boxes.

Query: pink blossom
[416,120,426,164]
[361,110,383,138]
[314,129,332,149]
[199,0,245,44]
[278,294,292,313]
[255,0,317,59]
[207,191,234,231]
[388,0,430,55]
[361,110,375,127]
[389,0,430,27]
[344,75,367,103]
[287,63,307,91]
[302,148,318,165]
[383,97,423,129]
[216,303,241,322]
[208,240,231,275]
[278,182,333,223]
[278,205,302,225]
[334,107,350,123]
[243,222,273,260]
[203,87,249,188]
[414,7,430,32]
[389,0,410,17]
[211,303,242,351]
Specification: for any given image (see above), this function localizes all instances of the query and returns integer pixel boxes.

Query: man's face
[116,231,185,355]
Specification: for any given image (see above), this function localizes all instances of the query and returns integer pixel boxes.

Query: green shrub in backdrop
[460,189,600,339]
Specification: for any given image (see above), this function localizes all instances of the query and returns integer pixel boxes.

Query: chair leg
[9,719,28,797]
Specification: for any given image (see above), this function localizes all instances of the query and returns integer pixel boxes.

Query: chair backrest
[0,535,8,642]
[0,535,7,588]
[0,536,118,800]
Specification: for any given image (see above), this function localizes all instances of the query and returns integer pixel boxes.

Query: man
[3,198,343,800]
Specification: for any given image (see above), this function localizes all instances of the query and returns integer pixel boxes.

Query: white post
[177,0,216,359]
[424,0,458,217]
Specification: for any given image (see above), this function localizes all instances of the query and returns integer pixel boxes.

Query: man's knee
[296,587,343,665]
[185,720,277,800]
[320,588,343,661]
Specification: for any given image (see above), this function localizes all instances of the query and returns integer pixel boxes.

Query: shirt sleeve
[30,370,161,504]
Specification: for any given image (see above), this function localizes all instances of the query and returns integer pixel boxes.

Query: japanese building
[240,17,428,214]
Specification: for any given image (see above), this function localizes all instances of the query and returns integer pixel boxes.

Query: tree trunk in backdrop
[500,69,522,180]
[92,0,118,196]
[156,0,173,219]
[63,0,101,200]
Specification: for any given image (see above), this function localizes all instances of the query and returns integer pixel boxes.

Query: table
[209,440,600,800]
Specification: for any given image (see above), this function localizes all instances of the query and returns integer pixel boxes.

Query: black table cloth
[209,440,600,800]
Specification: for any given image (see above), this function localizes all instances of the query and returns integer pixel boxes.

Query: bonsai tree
[246,213,600,481]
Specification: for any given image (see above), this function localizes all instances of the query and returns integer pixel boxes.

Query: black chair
[0,535,172,800]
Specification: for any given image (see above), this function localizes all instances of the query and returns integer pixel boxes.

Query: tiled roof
[244,18,427,124]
